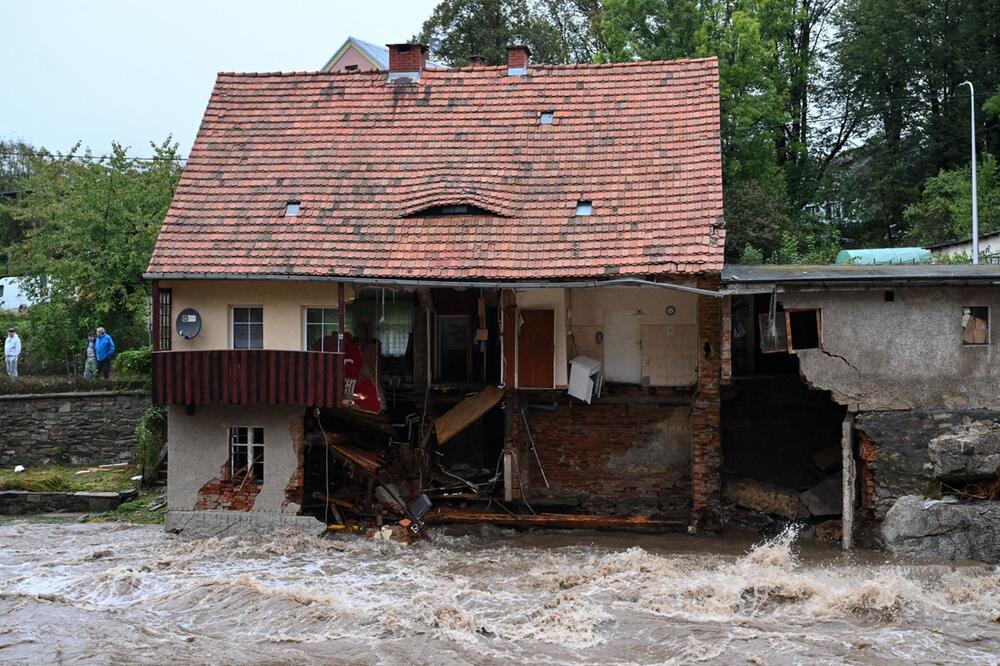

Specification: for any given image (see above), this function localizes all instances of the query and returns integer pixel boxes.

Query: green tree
[5,139,181,372]
[830,0,1000,245]
[416,0,603,65]
[905,153,1000,245]
[0,139,36,269]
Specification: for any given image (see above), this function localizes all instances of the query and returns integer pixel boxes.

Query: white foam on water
[1,521,998,665]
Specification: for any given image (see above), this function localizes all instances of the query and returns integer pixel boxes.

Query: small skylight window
[540,111,554,125]
[284,202,301,217]
[575,200,593,216]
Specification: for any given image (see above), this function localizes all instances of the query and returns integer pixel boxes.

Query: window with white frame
[232,306,263,349]
[229,426,264,484]
[305,307,339,351]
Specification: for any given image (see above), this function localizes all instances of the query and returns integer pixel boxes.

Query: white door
[603,312,641,383]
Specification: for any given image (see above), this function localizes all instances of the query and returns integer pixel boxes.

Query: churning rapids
[1,522,998,665]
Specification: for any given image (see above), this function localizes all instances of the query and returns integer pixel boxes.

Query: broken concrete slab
[927,420,1000,481]
[881,495,1000,563]
[723,477,810,520]
[800,473,842,517]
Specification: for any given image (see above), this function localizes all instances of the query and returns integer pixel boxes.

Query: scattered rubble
[723,477,810,520]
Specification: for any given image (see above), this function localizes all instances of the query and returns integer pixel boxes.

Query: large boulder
[723,477,810,520]
[881,495,1000,563]
[927,420,1000,481]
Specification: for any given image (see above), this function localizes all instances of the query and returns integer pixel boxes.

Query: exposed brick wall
[506,387,692,516]
[195,463,262,511]
[858,431,879,519]
[691,275,723,528]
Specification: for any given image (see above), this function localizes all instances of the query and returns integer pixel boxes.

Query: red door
[517,310,554,388]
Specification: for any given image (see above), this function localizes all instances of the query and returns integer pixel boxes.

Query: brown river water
[0,521,998,665]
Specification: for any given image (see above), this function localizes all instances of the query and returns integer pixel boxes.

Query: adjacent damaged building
[722,264,1000,560]
[147,45,727,537]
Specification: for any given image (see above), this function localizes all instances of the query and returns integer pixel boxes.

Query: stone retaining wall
[0,391,150,467]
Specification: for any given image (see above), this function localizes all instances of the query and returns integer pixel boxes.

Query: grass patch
[0,465,138,493]
[87,489,166,525]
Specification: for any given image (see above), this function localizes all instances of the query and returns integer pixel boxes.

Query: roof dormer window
[408,203,499,217]
[284,201,301,217]
[575,200,593,216]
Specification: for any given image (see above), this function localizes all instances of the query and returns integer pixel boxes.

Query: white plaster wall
[166,404,303,514]
[932,233,1000,260]
[567,287,698,387]
[160,280,354,351]
[515,288,568,387]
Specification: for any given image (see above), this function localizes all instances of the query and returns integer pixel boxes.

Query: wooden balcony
[153,349,344,409]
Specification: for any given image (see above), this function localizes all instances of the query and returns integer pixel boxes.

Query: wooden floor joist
[426,508,687,531]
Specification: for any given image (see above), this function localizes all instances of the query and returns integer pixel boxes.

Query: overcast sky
[1,0,439,157]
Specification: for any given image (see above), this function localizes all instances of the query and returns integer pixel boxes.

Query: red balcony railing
[153,350,344,409]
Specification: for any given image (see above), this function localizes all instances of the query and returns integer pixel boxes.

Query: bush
[135,405,167,486]
[0,375,147,395]
[113,346,152,377]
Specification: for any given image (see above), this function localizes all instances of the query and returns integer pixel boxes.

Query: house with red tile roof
[147,44,726,537]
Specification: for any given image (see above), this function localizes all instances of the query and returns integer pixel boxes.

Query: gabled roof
[148,58,724,281]
[322,37,446,72]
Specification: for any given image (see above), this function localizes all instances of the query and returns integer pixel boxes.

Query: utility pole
[961,81,979,264]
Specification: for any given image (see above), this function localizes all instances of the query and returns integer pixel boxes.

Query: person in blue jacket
[94,326,115,379]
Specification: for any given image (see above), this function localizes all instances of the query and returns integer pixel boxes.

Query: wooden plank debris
[426,509,686,531]
[325,437,382,478]
[434,385,504,445]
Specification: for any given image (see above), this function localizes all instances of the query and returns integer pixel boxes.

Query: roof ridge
[216,56,719,78]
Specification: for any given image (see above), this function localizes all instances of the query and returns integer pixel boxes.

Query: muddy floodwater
[1,522,998,665]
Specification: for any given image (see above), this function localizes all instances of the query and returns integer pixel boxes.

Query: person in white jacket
[5,327,21,378]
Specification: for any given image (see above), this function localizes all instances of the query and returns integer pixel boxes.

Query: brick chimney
[387,43,428,82]
[507,45,530,76]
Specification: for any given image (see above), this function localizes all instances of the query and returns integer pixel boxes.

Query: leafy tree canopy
[0,139,180,370]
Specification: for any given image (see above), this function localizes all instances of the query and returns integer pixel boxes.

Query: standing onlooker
[5,327,21,378]
[83,331,97,379]
[94,326,115,379]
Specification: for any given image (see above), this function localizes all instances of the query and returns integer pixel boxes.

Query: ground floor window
[229,426,264,484]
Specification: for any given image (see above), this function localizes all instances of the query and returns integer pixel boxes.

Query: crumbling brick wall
[507,387,692,516]
[691,276,723,528]
[195,465,263,511]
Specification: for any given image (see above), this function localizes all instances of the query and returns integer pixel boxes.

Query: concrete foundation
[164,509,326,539]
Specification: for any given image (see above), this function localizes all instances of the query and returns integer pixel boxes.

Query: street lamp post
[961,80,979,264]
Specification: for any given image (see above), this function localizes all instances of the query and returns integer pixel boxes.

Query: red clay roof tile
[148,59,723,280]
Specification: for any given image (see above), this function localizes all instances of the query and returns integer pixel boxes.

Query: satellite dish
[176,308,202,340]
[429,37,442,52]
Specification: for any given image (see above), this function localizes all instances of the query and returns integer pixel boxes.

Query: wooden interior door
[517,309,554,388]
